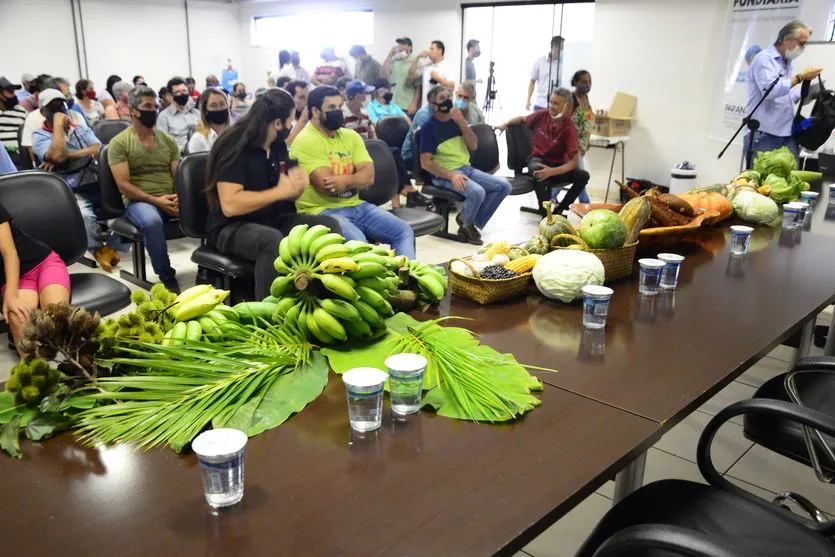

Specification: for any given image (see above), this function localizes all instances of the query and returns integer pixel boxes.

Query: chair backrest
[505,122,533,173]
[410,127,435,184]
[175,152,210,238]
[16,126,33,170]
[375,116,411,150]
[92,120,130,145]
[97,145,126,219]
[468,123,499,173]
[0,171,87,264]
[360,139,399,206]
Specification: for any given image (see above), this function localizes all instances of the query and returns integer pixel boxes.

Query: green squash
[524,235,550,255]
[538,201,575,242]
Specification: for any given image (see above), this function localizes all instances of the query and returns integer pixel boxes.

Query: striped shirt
[0,106,27,151]
[342,105,372,139]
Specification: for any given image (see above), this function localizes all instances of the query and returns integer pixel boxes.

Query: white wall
[187,0,243,89]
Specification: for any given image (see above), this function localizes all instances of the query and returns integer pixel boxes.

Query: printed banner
[709,0,804,143]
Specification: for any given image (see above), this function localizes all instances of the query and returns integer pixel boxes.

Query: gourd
[524,235,551,255]
[618,197,651,244]
[538,201,574,242]
[678,191,733,222]
[532,250,605,303]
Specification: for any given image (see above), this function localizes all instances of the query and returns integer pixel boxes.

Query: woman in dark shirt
[205,88,340,299]
[0,203,70,355]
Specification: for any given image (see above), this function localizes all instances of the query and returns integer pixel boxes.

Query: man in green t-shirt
[290,86,415,259]
[107,85,181,292]
[381,37,421,117]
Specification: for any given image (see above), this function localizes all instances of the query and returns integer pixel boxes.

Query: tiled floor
[2,190,833,556]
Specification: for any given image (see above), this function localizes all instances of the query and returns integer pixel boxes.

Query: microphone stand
[718,72,783,171]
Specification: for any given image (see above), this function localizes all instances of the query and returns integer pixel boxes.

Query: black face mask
[206,109,228,125]
[382,92,394,103]
[173,93,190,106]
[321,109,344,131]
[47,107,69,124]
[65,96,74,110]
[236,92,247,100]
[277,127,291,143]
[137,109,158,128]
[26,84,37,94]
[295,108,303,119]
[437,98,453,113]
[3,95,19,108]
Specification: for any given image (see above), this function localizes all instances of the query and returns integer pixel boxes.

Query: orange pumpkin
[678,192,732,223]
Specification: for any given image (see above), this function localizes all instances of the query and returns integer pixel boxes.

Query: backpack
[792,76,835,151]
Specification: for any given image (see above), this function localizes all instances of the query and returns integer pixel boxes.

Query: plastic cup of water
[783,203,805,229]
[343,367,388,432]
[385,353,427,415]
[795,201,811,227]
[729,225,754,255]
[192,428,248,509]
[582,285,614,329]
[799,191,819,210]
[638,259,666,296]
[657,253,685,290]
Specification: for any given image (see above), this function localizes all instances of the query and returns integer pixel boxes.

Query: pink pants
[2,252,70,295]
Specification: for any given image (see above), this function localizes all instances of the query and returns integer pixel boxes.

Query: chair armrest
[793,356,835,372]
[593,525,753,557]
[697,398,835,535]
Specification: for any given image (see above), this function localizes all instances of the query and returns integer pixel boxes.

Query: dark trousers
[390,146,411,191]
[527,156,590,214]
[216,214,341,300]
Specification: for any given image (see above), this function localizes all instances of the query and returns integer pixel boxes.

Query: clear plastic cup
[582,285,614,329]
[638,259,666,296]
[343,367,388,432]
[657,253,685,290]
[796,201,811,228]
[729,225,754,255]
[192,428,248,508]
[783,203,805,230]
[385,353,427,415]
[799,191,819,210]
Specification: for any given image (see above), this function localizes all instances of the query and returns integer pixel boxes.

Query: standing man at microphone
[745,20,821,167]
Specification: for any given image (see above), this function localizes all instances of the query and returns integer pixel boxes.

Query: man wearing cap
[382,38,421,117]
[0,77,27,166]
[17,74,37,102]
[20,77,88,167]
[349,45,383,87]
[312,47,350,86]
[343,80,377,140]
[366,79,409,124]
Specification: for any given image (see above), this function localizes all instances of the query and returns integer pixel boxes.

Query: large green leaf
[24,412,70,441]
[321,313,423,375]
[220,352,329,436]
[0,415,21,458]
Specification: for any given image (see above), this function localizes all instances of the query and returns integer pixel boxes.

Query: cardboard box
[593,92,637,138]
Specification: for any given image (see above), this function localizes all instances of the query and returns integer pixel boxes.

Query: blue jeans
[432,165,512,229]
[745,132,799,169]
[576,155,591,203]
[321,202,416,259]
[124,201,175,282]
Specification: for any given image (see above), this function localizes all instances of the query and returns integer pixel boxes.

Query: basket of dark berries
[448,255,540,305]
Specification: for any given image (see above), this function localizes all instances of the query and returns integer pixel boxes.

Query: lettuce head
[753,147,797,180]
[764,174,796,205]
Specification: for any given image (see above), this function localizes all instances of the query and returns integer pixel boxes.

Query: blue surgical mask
[454,99,470,110]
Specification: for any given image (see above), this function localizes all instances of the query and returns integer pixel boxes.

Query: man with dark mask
[290,85,416,259]
[19,74,51,113]
[20,77,88,163]
[155,76,199,150]
[419,85,511,245]
[108,85,181,293]
[0,77,27,165]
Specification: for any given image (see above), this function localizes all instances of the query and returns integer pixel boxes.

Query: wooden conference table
[4,202,835,556]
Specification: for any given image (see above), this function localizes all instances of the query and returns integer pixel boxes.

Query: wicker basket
[550,234,638,282]
[449,258,532,305]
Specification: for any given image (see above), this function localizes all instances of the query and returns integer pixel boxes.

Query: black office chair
[0,171,130,319]
[410,127,465,242]
[361,139,445,240]
[97,145,185,289]
[577,399,835,557]
[375,116,411,150]
[92,120,130,145]
[504,122,538,214]
[467,123,500,174]
[176,152,254,303]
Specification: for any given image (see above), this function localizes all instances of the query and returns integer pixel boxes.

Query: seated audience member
[276,76,292,90]
[496,87,590,214]
[420,86,510,245]
[31,89,122,271]
[75,79,105,125]
[349,45,382,86]
[366,79,409,124]
[0,77,27,165]
[204,88,341,300]
[185,77,201,101]
[158,87,172,111]
[312,47,348,86]
[19,74,51,113]
[108,86,181,292]
[206,74,220,90]
[0,199,70,356]
[335,77,351,100]
[188,88,229,154]
[98,74,121,109]
[21,78,88,163]
[42,77,90,127]
[290,86,415,258]
[285,80,310,146]
[17,74,37,103]
[231,82,250,113]
[343,80,376,140]
[132,75,147,87]
[156,77,200,150]
[455,81,485,125]
[104,81,132,121]
[0,146,15,175]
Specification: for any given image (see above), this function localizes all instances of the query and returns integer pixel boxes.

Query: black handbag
[792,76,835,151]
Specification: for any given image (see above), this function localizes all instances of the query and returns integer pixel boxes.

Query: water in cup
[729,225,753,255]
[343,367,388,432]
[385,353,427,415]
[657,253,685,290]
[192,428,248,508]
[799,191,819,210]
[582,285,613,329]
[782,203,804,230]
[638,259,665,296]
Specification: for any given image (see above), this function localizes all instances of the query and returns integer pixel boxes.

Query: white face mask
[785,45,804,60]
[394,51,408,60]
[550,107,564,120]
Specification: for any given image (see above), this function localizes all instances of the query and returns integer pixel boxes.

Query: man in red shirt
[497,87,589,215]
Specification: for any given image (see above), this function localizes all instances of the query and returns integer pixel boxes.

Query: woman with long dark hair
[98,74,121,109]
[205,88,341,299]
[188,88,229,154]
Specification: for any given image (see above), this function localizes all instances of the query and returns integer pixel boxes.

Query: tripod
[483,61,498,113]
